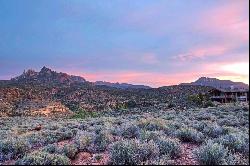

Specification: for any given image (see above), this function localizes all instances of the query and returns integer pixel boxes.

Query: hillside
[0,67,214,117]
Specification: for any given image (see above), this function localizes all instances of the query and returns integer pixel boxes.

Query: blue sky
[0,0,249,87]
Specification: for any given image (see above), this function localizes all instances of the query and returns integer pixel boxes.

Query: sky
[0,0,249,87]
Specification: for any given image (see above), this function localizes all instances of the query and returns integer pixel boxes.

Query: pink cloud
[174,44,229,61]
[197,1,249,42]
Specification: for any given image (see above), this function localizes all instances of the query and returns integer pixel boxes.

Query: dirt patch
[1,159,16,165]
[174,143,199,165]
[56,139,73,148]
[71,152,92,165]
[71,152,109,165]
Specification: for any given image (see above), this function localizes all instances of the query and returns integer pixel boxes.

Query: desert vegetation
[0,103,249,165]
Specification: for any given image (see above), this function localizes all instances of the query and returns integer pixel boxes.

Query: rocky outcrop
[0,100,73,117]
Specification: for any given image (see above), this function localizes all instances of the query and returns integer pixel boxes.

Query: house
[209,87,249,103]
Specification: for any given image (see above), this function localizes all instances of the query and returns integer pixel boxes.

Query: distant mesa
[181,77,249,90]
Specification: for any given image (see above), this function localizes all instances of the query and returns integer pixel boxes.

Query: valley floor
[0,104,249,165]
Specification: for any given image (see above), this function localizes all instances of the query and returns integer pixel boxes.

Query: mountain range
[8,67,151,89]
[2,67,248,90]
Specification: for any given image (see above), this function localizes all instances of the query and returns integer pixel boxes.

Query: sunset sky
[0,0,249,87]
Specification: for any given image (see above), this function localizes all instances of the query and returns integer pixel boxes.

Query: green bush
[156,137,181,158]
[15,151,71,165]
[72,109,99,119]
[188,93,212,108]
[188,94,203,106]
[194,140,228,165]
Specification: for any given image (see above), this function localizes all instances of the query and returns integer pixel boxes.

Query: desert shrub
[139,130,161,142]
[58,128,76,139]
[25,130,75,147]
[108,139,141,165]
[176,127,204,143]
[191,121,207,132]
[188,94,203,106]
[224,153,249,165]
[92,131,111,152]
[62,144,78,159]
[109,126,121,136]
[194,140,228,165]
[45,124,60,130]
[137,140,160,162]
[15,151,70,165]
[94,154,103,161]
[203,100,215,108]
[221,126,239,135]
[26,133,46,147]
[218,118,240,127]
[142,155,174,165]
[202,124,224,138]
[125,100,137,108]
[188,93,212,108]
[137,118,166,131]
[74,132,94,152]
[0,138,29,161]
[163,114,175,120]
[195,112,214,121]
[167,121,182,130]
[108,139,159,165]
[215,133,249,155]
[155,137,181,158]
[78,123,89,131]
[121,124,141,139]
[42,144,60,154]
[167,102,176,108]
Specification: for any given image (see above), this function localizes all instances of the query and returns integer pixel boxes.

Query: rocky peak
[11,66,86,85]
[40,66,53,74]
[24,69,37,77]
